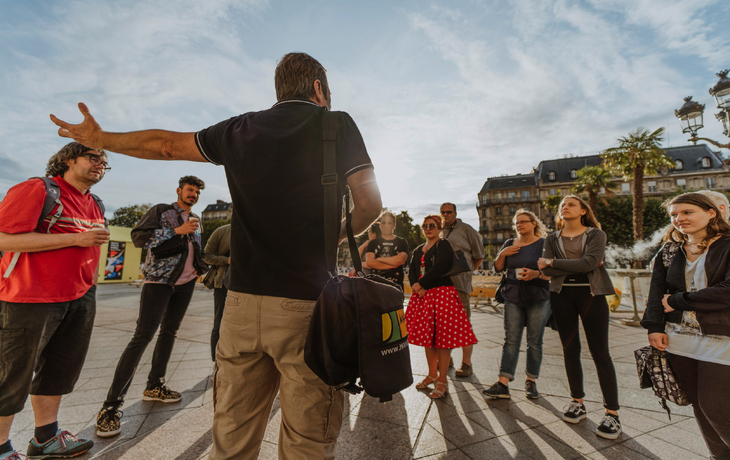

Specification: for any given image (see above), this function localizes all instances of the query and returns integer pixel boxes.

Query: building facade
[201,200,233,221]
[477,144,730,264]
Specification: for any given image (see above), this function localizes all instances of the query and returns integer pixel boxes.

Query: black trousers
[670,354,730,459]
[105,279,196,407]
[550,288,619,411]
[211,286,227,361]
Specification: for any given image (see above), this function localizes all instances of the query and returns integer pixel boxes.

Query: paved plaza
[9,284,709,459]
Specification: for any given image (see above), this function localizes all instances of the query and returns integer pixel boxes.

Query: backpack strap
[34,177,64,233]
[322,110,341,277]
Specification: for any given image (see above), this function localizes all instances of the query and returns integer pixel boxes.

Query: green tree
[109,203,153,228]
[601,127,674,242]
[394,210,421,256]
[543,195,562,214]
[571,165,618,213]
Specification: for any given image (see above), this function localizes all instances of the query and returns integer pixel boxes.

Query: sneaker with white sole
[562,401,587,423]
[482,381,511,399]
[596,413,622,439]
[96,406,123,438]
[26,430,93,459]
[142,385,182,403]
[0,451,28,460]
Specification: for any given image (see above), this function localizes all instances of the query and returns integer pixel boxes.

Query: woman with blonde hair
[642,192,730,458]
[538,195,620,439]
[483,210,551,400]
[406,215,477,399]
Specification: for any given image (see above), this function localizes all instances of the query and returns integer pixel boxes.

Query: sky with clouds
[1,0,728,229]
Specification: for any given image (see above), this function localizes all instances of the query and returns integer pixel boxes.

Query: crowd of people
[0,50,728,460]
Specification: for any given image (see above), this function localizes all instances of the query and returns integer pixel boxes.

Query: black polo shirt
[195,99,373,300]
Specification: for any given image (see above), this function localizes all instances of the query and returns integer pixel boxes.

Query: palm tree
[601,127,674,242]
[571,165,619,213]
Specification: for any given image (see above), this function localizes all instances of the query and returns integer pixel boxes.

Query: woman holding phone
[483,209,551,400]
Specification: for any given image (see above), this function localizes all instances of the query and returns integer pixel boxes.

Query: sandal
[429,381,448,399]
[416,376,437,390]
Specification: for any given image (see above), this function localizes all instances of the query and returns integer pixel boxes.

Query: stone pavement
[8,284,710,459]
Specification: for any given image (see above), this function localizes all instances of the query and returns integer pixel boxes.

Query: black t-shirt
[195,99,373,300]
[367,236,409,286]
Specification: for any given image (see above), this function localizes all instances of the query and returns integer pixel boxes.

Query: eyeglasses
[440,210,453,215]
[80,153,111,172]
[423,223,438,230]
[515,220,534,225]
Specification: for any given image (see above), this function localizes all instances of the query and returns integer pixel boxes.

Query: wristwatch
[546,259,553,266]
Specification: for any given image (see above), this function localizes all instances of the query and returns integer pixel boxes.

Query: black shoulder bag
[494,239,514,304]
[304,110,413,402]
[442,228,472,277]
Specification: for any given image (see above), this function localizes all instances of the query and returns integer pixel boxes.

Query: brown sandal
[429,381,448,399]
[416,376,437,390]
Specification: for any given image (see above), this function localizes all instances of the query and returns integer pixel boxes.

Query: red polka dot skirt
[405,285,478,349]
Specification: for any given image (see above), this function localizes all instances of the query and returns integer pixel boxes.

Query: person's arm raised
[50,103,206,162]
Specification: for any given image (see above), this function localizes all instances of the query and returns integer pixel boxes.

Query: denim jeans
[499,298,551,381]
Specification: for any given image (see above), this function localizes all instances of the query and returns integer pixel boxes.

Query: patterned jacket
[132,202,208,285]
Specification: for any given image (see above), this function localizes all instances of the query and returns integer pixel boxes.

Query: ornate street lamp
[710,69,730,109]
[675,69,730,149]
[675,96,704,136]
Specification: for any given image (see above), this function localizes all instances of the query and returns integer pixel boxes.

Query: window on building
[648,181,657,193]
[481,208,486,217]
[497,232,504,241]
[549,188,558,196]
[522,190,530,200]
[621,183,630,193]
[508,192,516,201]
[570,169,577,179]
[675,160,684,170]
[677,178,686,190]
[702,157,712,168]
[524,205,530,212]
[706,177,716,189]
[496,207,503,215]
[548,171,556,181]
[509,206,516,214]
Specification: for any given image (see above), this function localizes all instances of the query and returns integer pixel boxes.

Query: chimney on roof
[216,200,225,204]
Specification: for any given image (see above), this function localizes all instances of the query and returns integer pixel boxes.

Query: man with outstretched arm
[0,143,110,460]
[51,52,382,460]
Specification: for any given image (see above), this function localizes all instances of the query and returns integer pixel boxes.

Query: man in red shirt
[0,142,110,460]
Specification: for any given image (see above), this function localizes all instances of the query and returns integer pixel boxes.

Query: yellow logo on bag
[382,308,408,344]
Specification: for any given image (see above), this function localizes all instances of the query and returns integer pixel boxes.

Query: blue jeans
[499,298,551,381]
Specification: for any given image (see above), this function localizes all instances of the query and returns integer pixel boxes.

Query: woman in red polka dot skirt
[406,215,478,399]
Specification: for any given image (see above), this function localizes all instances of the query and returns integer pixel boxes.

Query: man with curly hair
[95,176,208,439]
[0,142,110,460]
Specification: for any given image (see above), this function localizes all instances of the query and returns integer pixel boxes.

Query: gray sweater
[542,227,614,296]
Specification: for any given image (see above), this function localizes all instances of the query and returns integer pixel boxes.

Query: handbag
[494,239,514,304]
[304,111,413,402]
[634,345,690,419]
[201,265,217,289]
[151,234,187,259]
[441,240,471,277]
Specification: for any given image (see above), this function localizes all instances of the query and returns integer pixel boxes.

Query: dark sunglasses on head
[423,223,438,230]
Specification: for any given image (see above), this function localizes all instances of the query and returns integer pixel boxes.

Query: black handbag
[634,345,690,419]
[494,239,514,303]
[304,111,412,402]
[151,235,187,259]
[442,227,472,277]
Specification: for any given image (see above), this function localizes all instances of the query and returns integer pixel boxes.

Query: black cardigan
[408,240,454,290]
[641,234,730,337]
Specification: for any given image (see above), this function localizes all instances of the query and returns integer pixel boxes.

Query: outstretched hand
[50,103,104,149]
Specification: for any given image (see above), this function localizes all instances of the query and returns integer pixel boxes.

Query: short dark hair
[179,176,205,190]
[274,52,329,102]
[440,202,457,214]
[46,142,107,178]
[370,222,382,238]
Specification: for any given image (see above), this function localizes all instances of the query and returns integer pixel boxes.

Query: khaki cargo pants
[210,291,344,460]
